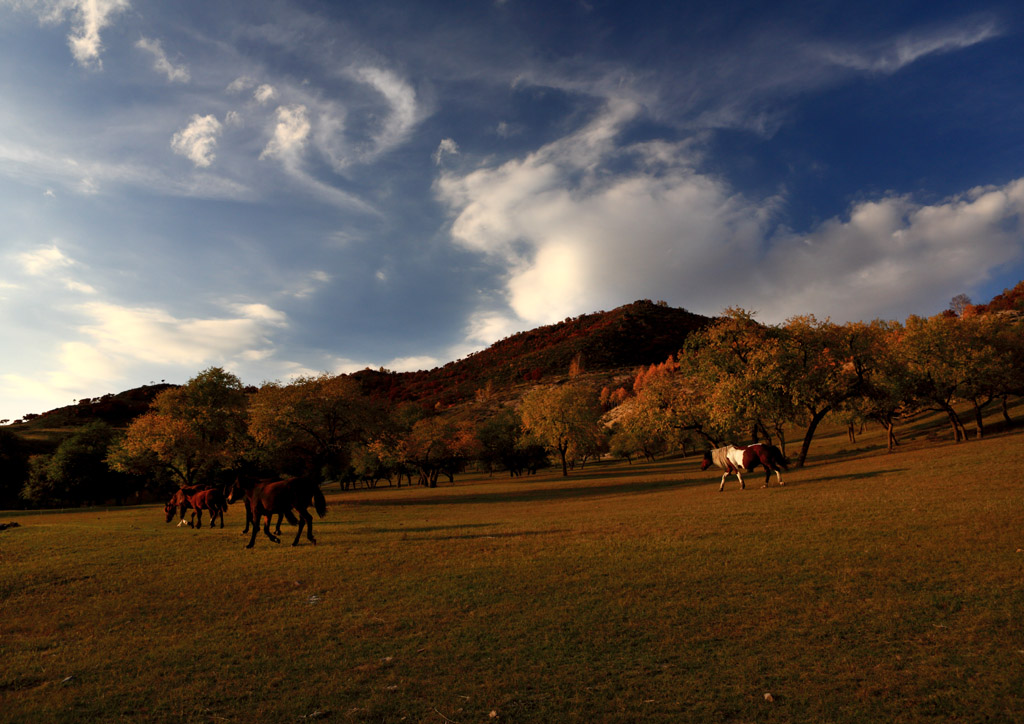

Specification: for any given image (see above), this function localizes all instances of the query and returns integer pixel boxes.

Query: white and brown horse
[701,443,788,491]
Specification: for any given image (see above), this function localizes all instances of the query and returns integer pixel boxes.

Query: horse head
[700,450,713,471]
[164,500,178,522]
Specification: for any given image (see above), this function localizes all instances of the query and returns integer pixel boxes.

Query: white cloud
[19,0,132,68]
[260,105,310,162]
[171,114,223,168]
[135,36,190,82]
[76,301,285,366]
[433,138,459,165]
[439,101,1024,330]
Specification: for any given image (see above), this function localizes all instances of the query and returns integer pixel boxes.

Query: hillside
[7,300,712,442]
[350,300,712,406]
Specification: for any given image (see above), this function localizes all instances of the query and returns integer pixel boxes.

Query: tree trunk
[795,409,830,468]
[1001,395,1013,423]
[558,445,569,477]
[972,400,985,439]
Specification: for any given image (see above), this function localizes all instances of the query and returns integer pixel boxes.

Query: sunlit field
[3,408,1024,723]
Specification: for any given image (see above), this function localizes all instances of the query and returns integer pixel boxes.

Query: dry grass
[3,409,1024,723]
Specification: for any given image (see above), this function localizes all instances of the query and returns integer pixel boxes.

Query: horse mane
[710,446,733,470]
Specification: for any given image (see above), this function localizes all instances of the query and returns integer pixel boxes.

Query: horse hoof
[245,543,254,549]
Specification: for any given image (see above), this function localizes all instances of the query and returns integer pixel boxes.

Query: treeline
[1,300,1021,509]
[607,306,1024,467]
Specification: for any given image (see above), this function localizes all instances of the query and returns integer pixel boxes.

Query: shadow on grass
[794,469,908,486]
[397,529,570,542]
[354,477,693,508]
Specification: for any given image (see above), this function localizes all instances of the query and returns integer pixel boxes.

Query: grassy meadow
[3,408,1024,723]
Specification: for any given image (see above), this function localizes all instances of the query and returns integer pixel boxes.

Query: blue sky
[2,0,1023,421]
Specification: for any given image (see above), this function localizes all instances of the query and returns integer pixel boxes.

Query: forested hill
[15,300,710,433]
[351,300,713,406]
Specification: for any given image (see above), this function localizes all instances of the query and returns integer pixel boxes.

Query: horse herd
[164,474,327,548]
[163,443,788,547]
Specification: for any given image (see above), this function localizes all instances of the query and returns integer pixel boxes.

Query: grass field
[3,410,1024,723]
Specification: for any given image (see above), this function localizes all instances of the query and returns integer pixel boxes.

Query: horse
[701,443,788,491]
[227,476,287,536]
[185,487,227,529]
[164,485,207,525]
[233,475,327,548]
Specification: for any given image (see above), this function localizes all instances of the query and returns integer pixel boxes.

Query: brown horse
[164,485,207,525]
[227,476,287,536]
[185,488,227,529]
[238,475,327,548]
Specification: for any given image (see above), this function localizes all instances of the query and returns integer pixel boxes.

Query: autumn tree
[520,381,602,476]
[247,373,378,478]
[898,314,973,442]
[107,367,248,488]
[404,416,477,487]
[778,316,871,467]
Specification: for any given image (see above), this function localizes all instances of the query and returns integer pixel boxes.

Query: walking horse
[701,443,788,491]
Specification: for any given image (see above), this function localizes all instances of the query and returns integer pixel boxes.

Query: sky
[2,0,1024,421]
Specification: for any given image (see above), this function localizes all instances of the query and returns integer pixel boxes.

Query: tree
[898,315,972,442]
[108,367,248,488]
[520,381,602,476]
[404,416,476,487]
[0,429,29,508]
[949,293,972,316]
[21,422,135,507]
[842,320,914,452]
[778,316,869,467]
[247,373,377,478]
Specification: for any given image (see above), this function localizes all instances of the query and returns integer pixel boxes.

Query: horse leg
[242,499,252,535]
[292,510,307,546]
[245,510,260,549]
[775,467,784,486]
[263,512,281,544]
[274,514,283,536]
[737,471,745,490]
[719,472,728,492]
[305,510,316,545]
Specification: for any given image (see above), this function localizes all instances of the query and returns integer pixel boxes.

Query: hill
[7,300,712,443]
[350,299,712,406]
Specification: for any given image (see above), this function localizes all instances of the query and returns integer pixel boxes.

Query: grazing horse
[164,485,207,525]
[235,475,327,548]
[185,487,227,529]
[701,443,788,491]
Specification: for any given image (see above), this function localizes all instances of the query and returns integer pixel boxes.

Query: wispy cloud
[819,21,1000,73]
[350,66,419,158]
[17,244,75,275]
[433,138,459,165]
[136,36,190,82]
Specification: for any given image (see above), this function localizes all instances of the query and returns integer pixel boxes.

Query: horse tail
[312,484,327,518]
[283,510,300,526]
[768,444,789,470]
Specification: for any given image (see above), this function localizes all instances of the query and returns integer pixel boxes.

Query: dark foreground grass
[3,418,1024,723]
